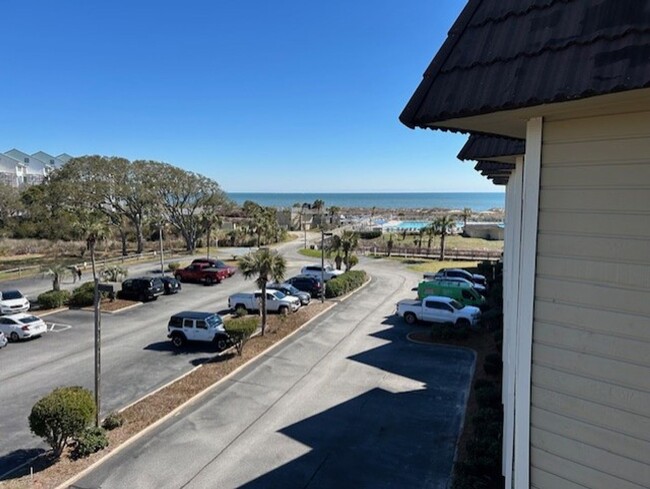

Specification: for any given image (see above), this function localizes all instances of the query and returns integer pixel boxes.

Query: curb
[36,307,69,318]
[56,300,339,489]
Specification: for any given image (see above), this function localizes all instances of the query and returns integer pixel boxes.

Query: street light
[320,229,333,302]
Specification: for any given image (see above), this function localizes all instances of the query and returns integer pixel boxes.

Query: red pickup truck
[191,258,236,278]
[174,262,229,285]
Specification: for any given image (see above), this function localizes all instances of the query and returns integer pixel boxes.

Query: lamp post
[320,229,333,302]
[159,220,165,275]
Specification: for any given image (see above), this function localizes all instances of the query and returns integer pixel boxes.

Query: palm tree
[340,231,359,271]
[201,212,223,259]
[238,248,287,336]
[461,207,472,226]
[326,234,343,270]
[435,215,456,261]
[74,212,111,281]
[386,233,394,257]
[424,222,440,255]
[43,264,70,291]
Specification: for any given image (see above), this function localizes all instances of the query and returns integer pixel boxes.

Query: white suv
[300,265,344,282]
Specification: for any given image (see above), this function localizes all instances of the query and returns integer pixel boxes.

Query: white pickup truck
[396,295,481,327]
[228,290,301,314]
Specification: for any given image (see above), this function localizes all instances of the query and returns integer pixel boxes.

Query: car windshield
[21,316,41,324]
[206,315,223,327]
[449,299,464,310]
[273,291,286,299]
[285,285,300,294]
[1,290,23,300]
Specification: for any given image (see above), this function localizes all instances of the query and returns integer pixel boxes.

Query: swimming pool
[382,220,432,231]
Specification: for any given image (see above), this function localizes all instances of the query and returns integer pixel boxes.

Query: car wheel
[139,293,146,302]
[10,332,19,342]
[215,337,228,351]
[279,306,289,315]
[456,318,470,328]
[175,274,183,283]
[171,334,185,348]
[404,312,417,325]
[206,277,215,286]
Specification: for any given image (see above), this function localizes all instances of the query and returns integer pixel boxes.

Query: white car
[300,265,344,282]
[0,313,47,341]
[0,331,7,349]
[0,289,30,315]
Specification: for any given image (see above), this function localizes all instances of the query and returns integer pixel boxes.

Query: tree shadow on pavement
[0,448,49,481]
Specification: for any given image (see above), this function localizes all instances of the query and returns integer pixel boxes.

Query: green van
[417,280,486,308]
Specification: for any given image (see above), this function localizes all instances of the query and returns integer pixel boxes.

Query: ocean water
[228,192,505,212]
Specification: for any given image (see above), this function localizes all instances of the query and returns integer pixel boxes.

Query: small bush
[38,290,71,309]
[100,265,128,282]
[167,261,181,272]
[28,386,96,457]
[72,426,109,459]
[101,411,125,431]
[358,230,381,239]
[233,306,248,318]
[68,282,96,307]
[324,270,367,298]
[225,317,258,355]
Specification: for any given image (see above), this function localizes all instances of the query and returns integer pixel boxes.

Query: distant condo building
[0,149,72,188]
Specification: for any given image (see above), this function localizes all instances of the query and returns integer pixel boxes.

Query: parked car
[0,331,7,349]
[417,280,486,309]
[160,276,182,295]
[118,277,164,302]
[191,258,236,277]
[174,262,229,285]
[167,311,230,350]
[0,313,47,341]
[0,289,30,315]
[228,290,300,314]
[300,265,344,282]
[425,268,487,288]
[424,274,486,294]
[267,282,311,305]
[285,275,324,298]
[396,295,481,327]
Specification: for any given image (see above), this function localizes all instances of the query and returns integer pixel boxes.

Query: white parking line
[47,322,72,332]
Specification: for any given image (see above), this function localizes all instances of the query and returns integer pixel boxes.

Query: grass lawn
[298,248,328,259]
[391,258,480,274]
[373,234,503,251]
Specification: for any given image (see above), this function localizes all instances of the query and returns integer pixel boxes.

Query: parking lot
[0,248,311,476]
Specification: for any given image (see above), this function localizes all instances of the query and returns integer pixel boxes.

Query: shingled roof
[457,135,525,162]
[400,0,650,131]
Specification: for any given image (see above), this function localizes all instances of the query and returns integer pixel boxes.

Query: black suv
[118,277,164,302]
[285,275,323,298]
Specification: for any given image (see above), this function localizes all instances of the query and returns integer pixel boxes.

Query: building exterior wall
[530,111,650,488]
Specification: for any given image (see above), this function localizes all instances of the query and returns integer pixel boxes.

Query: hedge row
[325,270,367,298]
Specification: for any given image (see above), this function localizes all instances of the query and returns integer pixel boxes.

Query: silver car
[0,331,7,349]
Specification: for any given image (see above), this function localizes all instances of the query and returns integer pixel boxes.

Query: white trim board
[503,156,524,487]
[513,117,543,488]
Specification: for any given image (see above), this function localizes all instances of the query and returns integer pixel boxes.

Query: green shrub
[358,230,381,239]
[100,265,128,282]
[233,305,248,318]
[324,270,367,298]
[72,426,109,459]
[101,411,125,431]
[38,290,71,309]
[68,282,96,307]
[225,317,258,355]
[167,261,181,272]
[28,386,96,457]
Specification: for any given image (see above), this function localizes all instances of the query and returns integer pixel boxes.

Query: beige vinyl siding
[530,110,650,489]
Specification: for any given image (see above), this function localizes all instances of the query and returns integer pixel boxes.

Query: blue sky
[1,1,495,193]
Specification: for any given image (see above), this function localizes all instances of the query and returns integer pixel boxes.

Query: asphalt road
[69,259,475,489]
[0,240,312,476]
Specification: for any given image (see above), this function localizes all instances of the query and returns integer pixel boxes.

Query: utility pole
[93,278,101,427]
[159,221,165,275]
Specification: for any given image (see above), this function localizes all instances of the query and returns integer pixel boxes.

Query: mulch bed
[1,301,333,489]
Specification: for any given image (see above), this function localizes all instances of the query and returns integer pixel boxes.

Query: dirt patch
[80,298,140,313]
[1,301,333,489]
